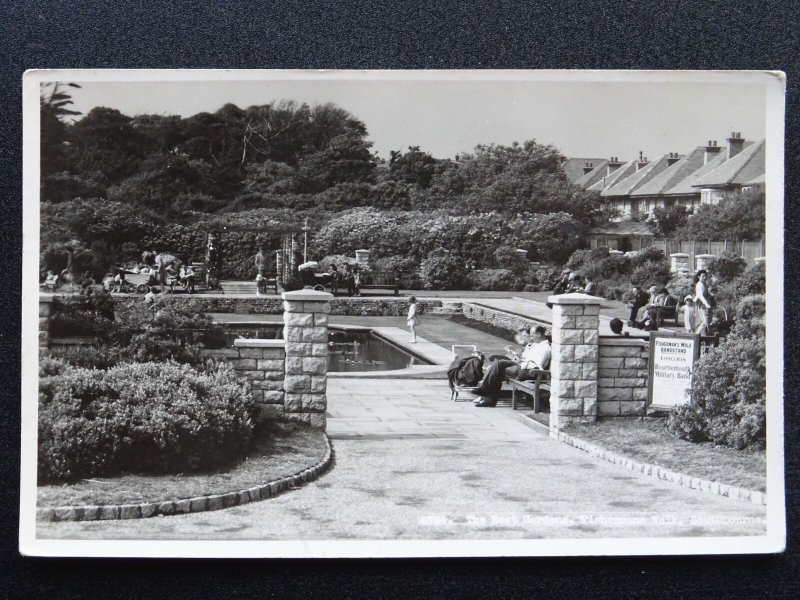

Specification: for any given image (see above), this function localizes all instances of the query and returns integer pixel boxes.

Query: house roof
[562,157,606,184]
[574,160,611,189]
[588,221,654,236]
[691,139,766,188]
[631,147,706,197]
[744,173,765,186]
[600,155,673,197]
[586,160,638,192]
[662,146,731,196]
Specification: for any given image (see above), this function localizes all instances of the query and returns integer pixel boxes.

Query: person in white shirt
[474,325,551,407]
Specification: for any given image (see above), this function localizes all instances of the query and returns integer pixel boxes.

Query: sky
[56,72,768,161]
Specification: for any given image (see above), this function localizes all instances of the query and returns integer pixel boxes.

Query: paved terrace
[38,376,766,541]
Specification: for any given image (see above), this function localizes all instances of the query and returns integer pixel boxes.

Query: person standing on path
[682,295,697,333]
[693,269,714,335]
[407,296,419,343]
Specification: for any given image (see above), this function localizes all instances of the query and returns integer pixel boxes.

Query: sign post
[647,332,700,410]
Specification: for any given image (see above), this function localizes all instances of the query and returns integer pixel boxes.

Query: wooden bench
[356,271,400,296]
[508,371,550,412]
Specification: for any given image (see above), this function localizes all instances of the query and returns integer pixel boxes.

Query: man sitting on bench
[473,325,551,407]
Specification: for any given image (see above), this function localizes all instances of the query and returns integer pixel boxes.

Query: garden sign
[647,332,700,410]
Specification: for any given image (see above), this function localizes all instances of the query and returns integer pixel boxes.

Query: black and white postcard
[20,69,785,557]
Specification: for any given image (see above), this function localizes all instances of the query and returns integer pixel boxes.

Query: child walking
[407,296,419,343]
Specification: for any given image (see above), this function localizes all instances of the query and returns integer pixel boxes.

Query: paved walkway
[37,378,765,541]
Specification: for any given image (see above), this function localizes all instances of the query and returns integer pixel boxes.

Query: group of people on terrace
[625,269,716,335]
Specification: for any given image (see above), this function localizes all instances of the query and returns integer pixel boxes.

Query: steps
[219,281,259,295]
[431,301,463,315]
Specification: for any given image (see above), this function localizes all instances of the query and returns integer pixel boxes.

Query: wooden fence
[649,239,765,266]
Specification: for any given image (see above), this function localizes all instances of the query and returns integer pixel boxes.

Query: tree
[70,107,144,182]
[40,82,82,176]
[388,146,438,189]
[647,204,690,236]
[672,192,765,241]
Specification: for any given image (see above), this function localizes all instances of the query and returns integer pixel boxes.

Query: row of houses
[563,132,766,222]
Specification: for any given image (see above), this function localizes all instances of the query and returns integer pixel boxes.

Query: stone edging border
[555,428,767,506]
[36,434,334,522]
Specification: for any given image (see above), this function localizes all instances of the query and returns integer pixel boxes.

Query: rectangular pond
[223,325,430,372]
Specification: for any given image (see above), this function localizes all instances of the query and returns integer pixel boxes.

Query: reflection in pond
[223,325,428,372]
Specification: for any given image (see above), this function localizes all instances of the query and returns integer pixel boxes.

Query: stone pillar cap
[695,253,715,258]
[547,292,602,305]
[669,252,689,257]
[282,289,334,301]
[233,338,285,348]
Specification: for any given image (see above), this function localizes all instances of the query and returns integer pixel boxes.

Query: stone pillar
[39,294,54,349]
[355,249,370,268]
[282,290,333,429]
[695,253,714,272]
[670,252,691,276]
[547,292,602,438]
[608,249,624,256]
[232,339,286,422]
[754,257,766,266]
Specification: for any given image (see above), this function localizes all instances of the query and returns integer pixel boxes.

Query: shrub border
[518,415,767,506]
[36,433,334,522]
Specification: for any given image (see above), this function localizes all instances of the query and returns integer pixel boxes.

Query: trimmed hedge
[38,360,256,482]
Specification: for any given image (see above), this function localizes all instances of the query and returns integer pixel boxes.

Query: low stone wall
[597,336,650,417]
[462,302,549,335]
[204,339,286,423]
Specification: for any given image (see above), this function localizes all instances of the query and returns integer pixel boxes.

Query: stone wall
[204,339,286,422]
[597,336,650,417]
[462,302,549,335]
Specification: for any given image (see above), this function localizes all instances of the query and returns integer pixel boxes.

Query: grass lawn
[37,421,328,507]
[563,418,766,493]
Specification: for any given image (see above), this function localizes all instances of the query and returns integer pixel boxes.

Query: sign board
[647,332,700,409]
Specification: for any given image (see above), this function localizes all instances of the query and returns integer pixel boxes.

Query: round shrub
[530,265,562,291]
[420,248,467,290]
[628,246,666,268]
[666,329,766,449]
[666,275,694,304]
[732,262,765,302]
[38,361,256,482]
[708,251,748,282]
[735,294,766,324]
[493,246,529,276]
[629,260,671,287]
[467,268,522,291]
[566,246,610,271]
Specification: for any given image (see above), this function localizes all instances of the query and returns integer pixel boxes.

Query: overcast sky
[59,72,768,161]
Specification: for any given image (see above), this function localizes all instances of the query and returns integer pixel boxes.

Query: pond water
[223,325,429,372]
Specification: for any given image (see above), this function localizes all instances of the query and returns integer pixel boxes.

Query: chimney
[636,151,648,171]
[727,131,745,159]
[607,156,621,176]
[583,161,595,175]
[704,140,722,164]
[666,152,681,166]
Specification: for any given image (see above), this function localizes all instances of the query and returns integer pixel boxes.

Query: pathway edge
[37,434,334,522]
[515,414,766,506]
